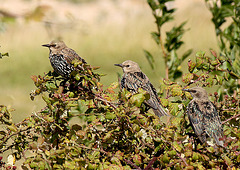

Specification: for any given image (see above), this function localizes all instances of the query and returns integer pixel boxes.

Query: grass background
[0,0,219,123]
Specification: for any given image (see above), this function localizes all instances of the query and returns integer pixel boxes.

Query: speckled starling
[183,87,223,146]
[42,41,86,78]
[115,60,169,117]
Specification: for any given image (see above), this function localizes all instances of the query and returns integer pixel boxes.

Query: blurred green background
[0,0,218,122]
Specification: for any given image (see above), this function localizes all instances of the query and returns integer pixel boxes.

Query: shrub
[0,0,239,169]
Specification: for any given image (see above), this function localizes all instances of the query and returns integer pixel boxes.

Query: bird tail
[213,132,224,147]
[153,105,169,117]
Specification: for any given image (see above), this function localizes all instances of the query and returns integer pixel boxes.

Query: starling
[42,41,86,78]
[183,87,223,146]
[115,60,169,117]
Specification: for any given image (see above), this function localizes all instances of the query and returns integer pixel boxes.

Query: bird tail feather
[153,105,169,117]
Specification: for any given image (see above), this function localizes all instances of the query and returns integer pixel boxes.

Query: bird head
[114,60,141,73]
[183,87,209,99]
[42,41,67,52]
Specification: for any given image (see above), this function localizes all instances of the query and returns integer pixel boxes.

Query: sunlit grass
[0,0,219,122]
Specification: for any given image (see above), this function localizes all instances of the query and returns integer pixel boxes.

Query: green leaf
[182,73,194,84]
[206,77,214,87]
[105,112,116,120]
[206,147,214,153]
[151,32,160,45]
[223,154,233,166]
[192,152,201,161]
[181,49,192,62]
[173,141,182,152]
[7,124,18,132]
[171,85,183,97]
[111,157,121,166]
[86,115,97,123]
[196,57,203,68]
[103,130,113,141]
[147,0,158,10]
[132,154,142,165]
[30,162,38,168]
[187,59,196,73]
[168,50,178,69]
[162,153,170,163]
[160,98,169,107]
[170,117,183,127]
[0,52,9,58]
[45,82,57,90]
[132,124,140,132]
[63,161,76,169]
[130,92,146,107]
[164,21,187,52]
[215,75,223,85]
[168,150,177,157]
[75,74,81,81]
[168,103,179,116]
[144,50,155,70]
[196,51,205,58]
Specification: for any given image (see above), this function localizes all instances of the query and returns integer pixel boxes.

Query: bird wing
[62,48,86,64]
[122,72,168,116]
[145,83,169,116]
[144,82,160,109]
[187,101,206,143]
[121,72,145,93]
[201,101,223,146]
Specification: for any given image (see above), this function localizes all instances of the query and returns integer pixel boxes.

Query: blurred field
[0,0,219,122]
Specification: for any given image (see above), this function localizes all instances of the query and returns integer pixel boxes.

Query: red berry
[13,166,17,170]
[214,92,218,96]
[0,156,2,160]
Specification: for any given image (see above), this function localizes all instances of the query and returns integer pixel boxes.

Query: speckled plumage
[42,41,86,78]
[115,60,169,117]
[184,87,223,146]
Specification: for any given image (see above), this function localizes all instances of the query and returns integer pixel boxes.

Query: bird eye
[126,65,130,67]
[51,44,57,47]
[192,90,196,93]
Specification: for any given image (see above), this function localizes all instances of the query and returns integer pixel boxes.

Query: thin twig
[95,94,117,109]
[124,159,141,170]
[144,157,157,170]
[74,143,108,155]
[222,113,240,124]
[66,97,80,101]
[0,127,31,149]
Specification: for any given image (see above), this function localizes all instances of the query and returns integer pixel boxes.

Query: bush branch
[144,156,157,170]
[0,127,31,150]
[95,94,117,109]
[124,159,141,170]
[222,113,240,124]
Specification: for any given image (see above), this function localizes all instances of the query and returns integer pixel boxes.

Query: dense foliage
[0,50,239,169]
[0,0,239,169]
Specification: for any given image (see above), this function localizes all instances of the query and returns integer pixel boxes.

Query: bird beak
[182,88,190,92]
[114,64,123,67]
[42,44,50,47]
